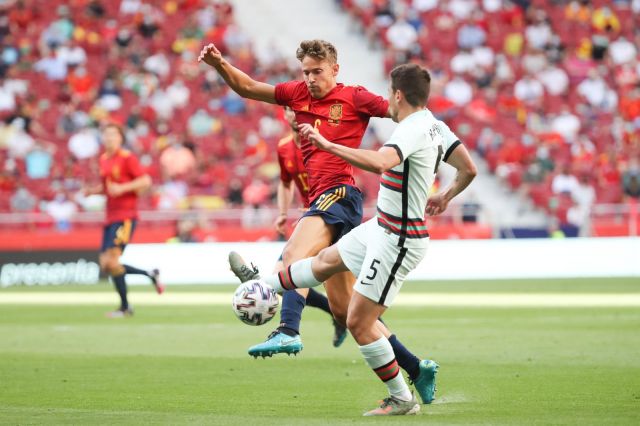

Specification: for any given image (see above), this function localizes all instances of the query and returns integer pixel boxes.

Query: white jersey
[377,109,460,246]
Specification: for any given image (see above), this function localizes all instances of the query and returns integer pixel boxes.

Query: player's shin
[360,336,412,401]
[264,258,322,292]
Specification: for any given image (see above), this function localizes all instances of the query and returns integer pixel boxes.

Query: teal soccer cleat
[248,331,303,358]
[411,359,439,404]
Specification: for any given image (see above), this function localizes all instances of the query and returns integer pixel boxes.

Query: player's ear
[332,63,339,76]
[395,89,403,104]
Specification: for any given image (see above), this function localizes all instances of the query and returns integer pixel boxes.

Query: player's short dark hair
[103,123,126,143]
[296,40,337,64]
[390,64,431,107]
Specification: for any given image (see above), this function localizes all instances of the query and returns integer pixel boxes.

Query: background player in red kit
[85,124,164,317]
[199,40,437,405]
[275,106,347,348]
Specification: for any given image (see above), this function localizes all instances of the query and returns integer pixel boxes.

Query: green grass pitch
[1,278,639,425]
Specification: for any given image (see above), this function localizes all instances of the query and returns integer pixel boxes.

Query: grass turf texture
[1,279,639,425]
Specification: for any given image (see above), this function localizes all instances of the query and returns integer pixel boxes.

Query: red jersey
[275,81,388,202]
[99,149,145,223]
[277,134,310,207]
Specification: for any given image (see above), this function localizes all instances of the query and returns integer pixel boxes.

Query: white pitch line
[1,292,640,307]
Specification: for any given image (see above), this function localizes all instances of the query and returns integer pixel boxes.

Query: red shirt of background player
[277,134,310,208]
[99,149,145,223]
[275,81,388,202]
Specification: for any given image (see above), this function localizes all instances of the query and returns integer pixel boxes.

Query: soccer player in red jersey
[274,106,347,347]
[200,40,436,403]
[85,124,164,317]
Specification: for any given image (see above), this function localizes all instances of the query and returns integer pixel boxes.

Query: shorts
[101,219,137,252]
[302,185,363,244]
[337,218,428,307]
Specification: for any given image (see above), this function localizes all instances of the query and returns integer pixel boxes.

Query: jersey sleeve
[437,120,462,162]
[125,153,145,179]
[352,86,389,118]
[274,80,305,107]
[383,121,421,163]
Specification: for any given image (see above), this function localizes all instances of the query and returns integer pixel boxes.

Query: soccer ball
[232,279,279,326]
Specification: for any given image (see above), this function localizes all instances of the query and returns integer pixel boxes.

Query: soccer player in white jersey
[232,63,477,415]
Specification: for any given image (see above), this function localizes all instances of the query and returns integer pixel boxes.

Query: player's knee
[346,312,365,340]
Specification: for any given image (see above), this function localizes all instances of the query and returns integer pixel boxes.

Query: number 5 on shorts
[365,259,381,281]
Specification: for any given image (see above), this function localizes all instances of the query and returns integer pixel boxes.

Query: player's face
[388,86,400,122]
[301,56,338,99]
[102,126,123,154]
[284,107,298,131]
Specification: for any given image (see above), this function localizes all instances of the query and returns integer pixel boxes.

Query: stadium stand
[0,0,637,239]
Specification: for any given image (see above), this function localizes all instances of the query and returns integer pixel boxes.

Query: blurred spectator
[386,17,418,54]
[220,90,246,115]
[552,164,580,195]
[5,117,34,159]
[525,11,552,50]
[34,49,67,81]
[226,178,244,207]
[10,186,36,212]
[144,51,170,78]
[187,108,219,137]
[56,41,87,67]
[622,159,640,199]
[120,0,142,15]
[551,108,581,143]
[458,20,486,49]
[567,174,595,236]
[514,73,544,104]
[167,215,199,243]
[45,192,77,231]
[160,140,196,180]
[25,143,53,179]
[576,69,618,111]
[68,127,100,160]
[608,36,636,66]
[166,79,190,109]
[444,75,473,106]
[537,64,569,96]
[591,6,620,33]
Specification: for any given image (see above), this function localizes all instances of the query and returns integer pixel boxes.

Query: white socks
[264,258,322,292]
[359,336,412,401]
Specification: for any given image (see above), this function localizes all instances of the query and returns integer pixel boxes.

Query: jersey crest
[328,103,343,125]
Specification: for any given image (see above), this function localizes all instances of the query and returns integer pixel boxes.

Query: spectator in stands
[567,174,595,236]
[25,142,53,179]
[39,6,74,49]
[187,108,218,137]
[537,63,569,96]
[622,159,640,199]
[68,127,100,160]
[120,0,142,15]
[565,0,592,25]
[226,178,244,207]
[5,117,34,159]
[551,108,581,143]
[444,75,473,106]
[144,51,170,79]
[609,36,637,66]
[525,9,552,50]
[514,73,544,105]
[457,19,486,50]
[591,6,620,33]
[10,185,36,212]
[386,17,418,56]
[34,49,67,81]
[166,79,190,110]
[46,192,78,232]
[160,140,196,181]
[577,69,618,111]
[56,40,87,68]
[67,66,96,101]
[552,164,580,195]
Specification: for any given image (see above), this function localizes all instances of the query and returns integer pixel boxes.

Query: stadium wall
[110,238,638,285]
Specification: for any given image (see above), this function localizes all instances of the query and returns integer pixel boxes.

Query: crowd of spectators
[340,0,640,229]
[0,0,308,228]
[1,0,638,234]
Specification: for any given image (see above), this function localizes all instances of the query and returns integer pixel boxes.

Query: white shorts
[337,217,428,307]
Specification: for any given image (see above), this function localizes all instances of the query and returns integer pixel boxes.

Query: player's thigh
[101,247,123,272]
[335,218,371,279]
[281,215,334,264]
[354,238,428,308]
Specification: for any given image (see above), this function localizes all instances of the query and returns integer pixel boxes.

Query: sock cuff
[359,336,394,361]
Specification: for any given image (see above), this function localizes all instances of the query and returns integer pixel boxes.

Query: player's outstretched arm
[274,180,295,235]
[198,43,276,104]
[426,144,477,216]
[299,124,400,174]
[107,175,152,197]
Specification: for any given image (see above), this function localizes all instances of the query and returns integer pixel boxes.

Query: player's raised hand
[426,193,449,216]
[299,123,332,150]
[198,43,223,67]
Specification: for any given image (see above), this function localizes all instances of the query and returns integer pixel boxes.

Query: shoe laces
[266,330,280,340]
[240,263,259,279]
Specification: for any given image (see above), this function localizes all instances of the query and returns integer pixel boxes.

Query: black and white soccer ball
[232,279,279,326]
